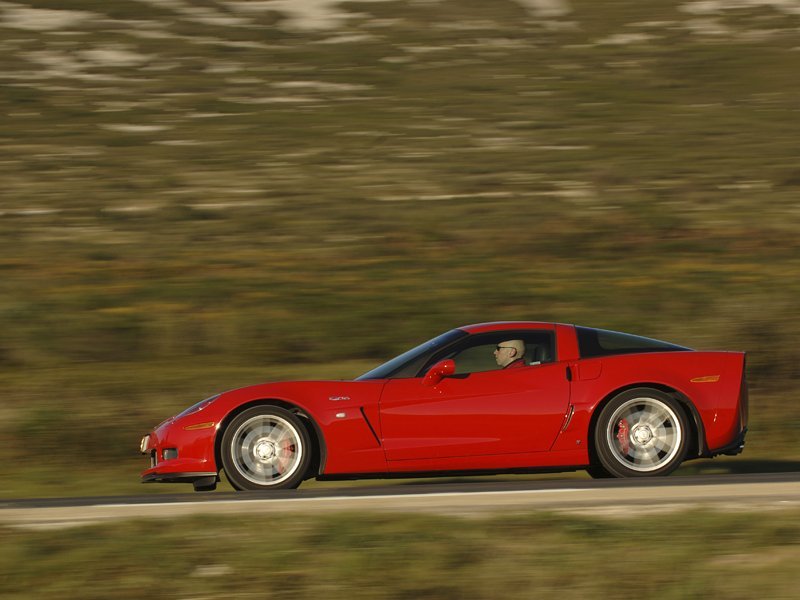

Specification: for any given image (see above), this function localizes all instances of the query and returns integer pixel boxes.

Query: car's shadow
[676,458,800,475]
[389,459,800,487]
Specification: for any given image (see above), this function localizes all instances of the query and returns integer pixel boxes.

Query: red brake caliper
[276,440,294,474]
[616,418,630,455]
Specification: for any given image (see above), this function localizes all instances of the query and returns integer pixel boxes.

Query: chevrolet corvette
[140,322,748,491]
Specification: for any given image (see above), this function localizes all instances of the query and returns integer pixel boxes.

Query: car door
[379,361,570,462]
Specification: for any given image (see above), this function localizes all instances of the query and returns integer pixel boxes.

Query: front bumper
[141,471,218,484]
[139,420,218,484]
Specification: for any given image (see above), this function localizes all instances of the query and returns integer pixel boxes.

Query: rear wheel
[594,388,688,478]
[221,406,311,491]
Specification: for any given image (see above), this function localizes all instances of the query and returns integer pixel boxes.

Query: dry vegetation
[3,509,800,599]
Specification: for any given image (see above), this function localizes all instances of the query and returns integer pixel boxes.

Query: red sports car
[140,322,748,491]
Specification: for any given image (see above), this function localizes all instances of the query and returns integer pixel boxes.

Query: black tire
[594,388,688,478]
[221,405,311,491]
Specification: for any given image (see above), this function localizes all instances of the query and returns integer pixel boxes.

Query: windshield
[356,329,468,380]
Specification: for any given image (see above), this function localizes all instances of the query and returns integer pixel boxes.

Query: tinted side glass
[576,327,689,358]
[421,330,556,376]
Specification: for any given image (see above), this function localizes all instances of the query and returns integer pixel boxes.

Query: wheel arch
[215,399,328,481]
[586,383,706,467]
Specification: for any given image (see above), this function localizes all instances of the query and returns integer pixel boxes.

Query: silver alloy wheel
[229,414,304,486]
[605,396,683,473]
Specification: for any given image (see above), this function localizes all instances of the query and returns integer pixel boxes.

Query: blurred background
[1,0,799,499]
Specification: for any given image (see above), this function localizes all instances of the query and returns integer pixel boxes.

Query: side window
[452,343,498,375]
[575,326,688,358]
[423,330,556,376]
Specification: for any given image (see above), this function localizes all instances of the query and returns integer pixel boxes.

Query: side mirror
[422,359,455,387]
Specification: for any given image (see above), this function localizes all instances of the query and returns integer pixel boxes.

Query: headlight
[175,394,221,419]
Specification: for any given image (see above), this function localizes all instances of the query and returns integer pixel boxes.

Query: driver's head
[494,339,525,367]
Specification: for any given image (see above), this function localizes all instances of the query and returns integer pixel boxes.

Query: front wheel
[594,388,688,478]
[221,405,311,491]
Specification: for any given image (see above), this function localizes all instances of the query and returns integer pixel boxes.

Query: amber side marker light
[691,375,720,383]
[184,421,216,431]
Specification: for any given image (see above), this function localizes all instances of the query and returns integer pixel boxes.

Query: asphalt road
[2,473,799,529]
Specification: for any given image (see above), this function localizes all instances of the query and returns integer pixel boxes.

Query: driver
[494,339,526,369]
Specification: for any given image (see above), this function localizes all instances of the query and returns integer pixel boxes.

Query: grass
[2,509,800,599]
[1,0,799,497]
